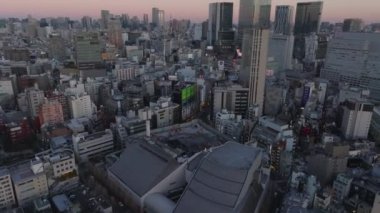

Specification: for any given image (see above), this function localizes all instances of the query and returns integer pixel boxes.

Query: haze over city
[0,0,379,22]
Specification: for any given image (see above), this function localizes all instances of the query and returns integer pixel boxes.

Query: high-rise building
[0,167,16,209]
[158,10,165,27]
[152,7,159,26]
[26,88,45,118]
[207,2,234,45]
[267,33,294,74]
[320,32,380,103]
[143,14,149,25]
[101,10,110,29]
[74,32,102,70]
[293,1,323,61]
[341,99,373,140]
[274,5,294,35]
[108,17,123,49]
[237,0,271,45]
[38,99,64,127]
[69,94,95,119]
[48,33,66,62]
[239,0,271,116]
[294,1,323,35]
[81,16,92,31]
[343,18,363,32]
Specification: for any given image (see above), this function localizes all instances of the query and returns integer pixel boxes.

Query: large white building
[72,129,114,161]
[0,167,16,209]
[267,34,294,75]
[10,160,49,206]
[69,94,96,119]
[341,99,374,140]
[149,97,179,129]
[321,32,380,103]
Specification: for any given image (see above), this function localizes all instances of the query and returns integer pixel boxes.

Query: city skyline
[0,0,379,23]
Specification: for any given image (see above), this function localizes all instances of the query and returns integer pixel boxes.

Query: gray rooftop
[174,142,262,213]
[108,142,180,196]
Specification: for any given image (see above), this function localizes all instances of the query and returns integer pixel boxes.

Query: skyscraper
[294,2,323,35]
[341,99,373,140]
[152,7,159,26]
[207,2,233,45]
[293,1,323,60]
[237,0,271,46]
[239,0,271,116]
[143,14,149,25]
[108,17,123,49]
[101,10,110,29]
[158,10,165,27]
[274,5,294,35]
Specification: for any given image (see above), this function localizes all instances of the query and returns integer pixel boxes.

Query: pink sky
[0,0,379,23]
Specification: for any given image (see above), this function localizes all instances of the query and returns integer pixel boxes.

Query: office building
[213,83,249,118]
[149,97,180,129]
[46,91,70,120]
[81,16,92,31]
[101,10,110,29]
[294,2,323,35]
[68,94,96,119]
[158,10,165,27]
[38,99,64,127]
[72,129,114,161]
[152,7,159,26]
[113,60,139,81]
[321,32,380,103]
[274,5,294,35]
[370,107,380,144]
[293,1,323,60]
[10,160,49,206]
[108,17,124,49]
[341,99,373,140]
[267,33,294,74]
[240,28,270,116]
[0,167,16,209]
[143,14,149,25]
[207,2,234,45]
[48,33,66,62]
[343,18,363,32]
[237,0,271,45]
[238,0,271,116]
[74,32,102,70]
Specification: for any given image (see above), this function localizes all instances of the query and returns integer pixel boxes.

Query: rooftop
[174,142,263,213]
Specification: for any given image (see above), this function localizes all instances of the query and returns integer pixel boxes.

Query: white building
[341,99,374,140]
[0,167,16,209]
[332,173,353,202]
[149,97,179,129]
[267,34,294,75]
[214,110,244,141]
[65,80,85,96]
[10,160,49,206]
[321,32,380,103]
[113,61,139,81]
[69,94,96,119]
[338,85,370,103]
[26,88,45,118]
[72,129,114,161]
[0,80,14,95]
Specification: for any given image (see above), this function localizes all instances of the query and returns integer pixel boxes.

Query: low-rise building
[0,167,16,209]
[10,160,49,206]
[72,129,114,161]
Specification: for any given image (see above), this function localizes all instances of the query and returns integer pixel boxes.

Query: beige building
[38,99,64,127]
[10,160,48,206]
[341,99,373,140]
[0,167,16,209]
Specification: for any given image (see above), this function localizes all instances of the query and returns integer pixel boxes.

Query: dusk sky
[0,0,379,23]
